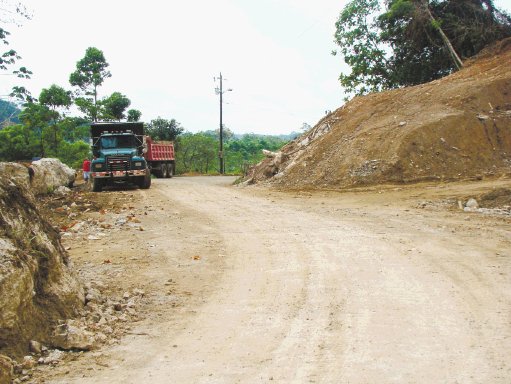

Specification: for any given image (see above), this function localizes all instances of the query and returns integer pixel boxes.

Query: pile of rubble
[7,286,145,383]
[417,195,511,217]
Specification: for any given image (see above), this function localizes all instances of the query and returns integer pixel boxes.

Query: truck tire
[161,163,168,178]
[92,178,103,192]
[157,166,164,178]
[140,170,151,189]
[166,163,174,178]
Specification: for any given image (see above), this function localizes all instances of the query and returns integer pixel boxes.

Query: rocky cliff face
[0,163,84,359]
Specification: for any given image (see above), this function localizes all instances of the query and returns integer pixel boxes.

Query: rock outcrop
[0,163,84,357]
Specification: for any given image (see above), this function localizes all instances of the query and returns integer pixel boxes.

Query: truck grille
[106,155,130,171]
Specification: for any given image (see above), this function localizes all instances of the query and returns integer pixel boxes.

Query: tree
[334,0,511,98]
[146,117,184,141]
[127,109,142,122]
[101,92,131,121]
[0,123,40,161]
[224,133,289,174]
[59,117,90,143]
[69,47,111,121]
[333,0,390,97]
[57,140,90,169]
[1,1,33,104]
[9,85,35,103]
[17,102,53,157]
[39,84,72,117]
[176,132,217,174]
[38,85,73,152]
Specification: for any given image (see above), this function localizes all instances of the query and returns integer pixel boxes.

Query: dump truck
[90,122,175,192]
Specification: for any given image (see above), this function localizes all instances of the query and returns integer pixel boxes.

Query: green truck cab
[90,122,151,192]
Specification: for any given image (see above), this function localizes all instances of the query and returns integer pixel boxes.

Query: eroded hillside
[246,38,511,190]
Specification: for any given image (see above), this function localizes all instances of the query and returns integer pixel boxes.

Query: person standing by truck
[82,158,91,183]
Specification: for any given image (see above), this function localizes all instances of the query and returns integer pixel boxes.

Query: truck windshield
[100,135,134,149]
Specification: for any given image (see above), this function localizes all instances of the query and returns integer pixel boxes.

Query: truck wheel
[167,163,174,178]
[140,170,151,189]
[161,163,168,178]
[92,178,103,192]
[160,163,167,178]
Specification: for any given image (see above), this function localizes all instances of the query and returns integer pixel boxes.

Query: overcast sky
[3,0,511,135]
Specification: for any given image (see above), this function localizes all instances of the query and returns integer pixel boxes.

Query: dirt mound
[245,38,511,190]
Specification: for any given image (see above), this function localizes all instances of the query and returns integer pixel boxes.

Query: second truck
[90,122,175,192]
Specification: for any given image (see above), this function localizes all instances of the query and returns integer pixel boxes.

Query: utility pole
[214,73,232,175]
[219,72,224,174]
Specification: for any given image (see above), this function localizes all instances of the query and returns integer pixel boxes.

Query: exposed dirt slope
[0,164,84,358]
[246,38,511,189]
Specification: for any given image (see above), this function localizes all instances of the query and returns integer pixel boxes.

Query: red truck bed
[144,136,174,161]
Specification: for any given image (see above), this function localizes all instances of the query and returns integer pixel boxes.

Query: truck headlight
[94,163,103,169]
[134,162,142,167]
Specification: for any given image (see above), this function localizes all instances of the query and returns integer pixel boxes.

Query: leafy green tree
[59,117,90,143]
[69,47,111,121]
[38,85,73,153]
[0,121,89,167]
[15,102,90,163]
[18,102,53,157]
[333,0,390,97]
[101,92,131,121]
[146,117,184,141]
[0,123,40,161]
[224,133,288,173]
[175,131,289,175]
[9,85,35,103]
[176,132,217,173]
[74,97,95,121]
[127,109,142,122]
[334,0,511,98]
[39,84,72,116]
[57,140,90,169]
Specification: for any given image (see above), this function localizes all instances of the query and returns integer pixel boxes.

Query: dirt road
[44,176,510,383]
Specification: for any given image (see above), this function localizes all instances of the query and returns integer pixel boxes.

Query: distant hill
[232,132,301,141]
[0,99,20,126]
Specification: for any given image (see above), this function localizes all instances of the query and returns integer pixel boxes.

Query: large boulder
[0,165,84,357]
[51,321,96,351]
[30,158,76,195]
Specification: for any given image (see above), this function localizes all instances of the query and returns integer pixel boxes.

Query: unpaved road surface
[43,177,510,383]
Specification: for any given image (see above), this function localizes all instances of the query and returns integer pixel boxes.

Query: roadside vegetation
[333,0,511,98]
[175,131,292,175]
